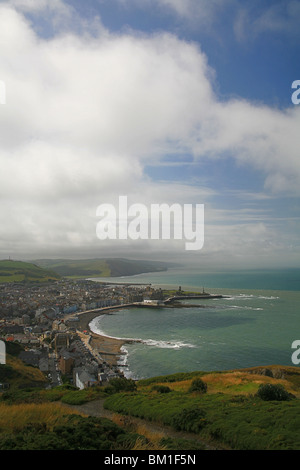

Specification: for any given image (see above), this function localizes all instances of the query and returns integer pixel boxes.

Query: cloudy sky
[0,0,299,269]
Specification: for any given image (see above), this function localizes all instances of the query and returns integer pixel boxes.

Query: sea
[89,267,300,380]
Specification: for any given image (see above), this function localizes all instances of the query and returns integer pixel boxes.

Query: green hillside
[33,258,176,279]
[104,365,300,450]
[0,260,61,284]
[1,354,300,450]
[0,342,47,391]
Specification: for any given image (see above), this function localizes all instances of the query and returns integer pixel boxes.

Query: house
[73,367,98,390]
[19,349,41,367]
[52,320,67,332]
[39,356,50,373]
[58,351,75,375]
[143,299,164,306]
[98,372,108,384]
[53,333,70,352]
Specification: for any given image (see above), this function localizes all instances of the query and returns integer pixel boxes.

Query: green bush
[151,385,171,393]
[171,406,207,433]
[256,384,294,402]
[61,390,90,405]
[159,437,206,450]
[107,377,137,393]
[0,415,141,450]
[188,378,207,394]
[0,364,17,381]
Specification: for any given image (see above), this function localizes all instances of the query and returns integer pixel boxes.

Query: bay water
[89,268,300,379]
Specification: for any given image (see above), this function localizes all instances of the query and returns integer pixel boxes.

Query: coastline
[70,294,226,370]
[73,305,136,368]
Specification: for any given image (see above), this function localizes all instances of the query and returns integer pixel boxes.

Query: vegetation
[0,383,109,405]
[103,377,137,394]
[188,378,207,394]
[0,260,60,283]
[104,367,300,450]
[0,362,143,450]
[256,383,294,401]
[171,406,208,433]
[151,385,172,393]
[0,407,142,450]
[1,353,300,450]
[33,258,175,278]
[0,355,48,391]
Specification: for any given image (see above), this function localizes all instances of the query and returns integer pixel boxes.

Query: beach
[73,306,133,367]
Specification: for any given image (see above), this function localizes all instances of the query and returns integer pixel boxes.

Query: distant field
[0,260,60,283]
[0,258,172,283]
[33,258,175,278]
[34,259,111,278]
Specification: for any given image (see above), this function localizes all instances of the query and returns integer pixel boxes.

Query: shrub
[103,385,116,395]
[0,414,141,450]
[61,390,89,405]
[171,407,207,433]
[188,378,207,394]
[151,385,171,393]
[108,378,137,393]
[159,437,206,450]
[256,384,293,402]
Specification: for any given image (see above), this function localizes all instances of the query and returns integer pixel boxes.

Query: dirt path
[64,399,225,450]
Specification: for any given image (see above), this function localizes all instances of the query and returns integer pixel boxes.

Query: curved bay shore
[71,304,138,367]
[69,297,222,368]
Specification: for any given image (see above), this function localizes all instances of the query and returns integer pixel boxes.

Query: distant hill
[33,258,178,279]
[0,260,61,284]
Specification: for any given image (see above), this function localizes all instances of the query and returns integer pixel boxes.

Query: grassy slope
[34,259,111,278]
[2,345,300,450]
[0,354,48,391]
[104,365,300,450]
[0,260,60,283]
[0,353,154,450]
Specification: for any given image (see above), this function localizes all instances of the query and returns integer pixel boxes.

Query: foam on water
[87,272,300,379]
[141,339,196,349]
[89,317,196,349]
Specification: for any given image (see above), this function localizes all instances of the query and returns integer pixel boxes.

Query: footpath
[64,399,226,451]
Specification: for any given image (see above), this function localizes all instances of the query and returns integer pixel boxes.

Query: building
[73,367,98,390]
[58,351,75,375]
[53,333,70,353]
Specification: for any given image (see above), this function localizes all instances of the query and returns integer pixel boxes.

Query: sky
[0,0,299,269]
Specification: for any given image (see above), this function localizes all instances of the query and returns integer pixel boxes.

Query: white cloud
[0,2,299,265]
[234,1,300,42]
[191,100,300,194]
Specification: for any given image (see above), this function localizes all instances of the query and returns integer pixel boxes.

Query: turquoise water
[89,268,300,379]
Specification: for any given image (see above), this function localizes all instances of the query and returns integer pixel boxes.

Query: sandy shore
[73,305,135,367]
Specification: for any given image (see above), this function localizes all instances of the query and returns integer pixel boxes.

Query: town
[0,278,170,390]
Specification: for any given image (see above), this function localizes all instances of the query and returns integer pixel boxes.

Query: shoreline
[73,304,138,368]
[69,295,225,369]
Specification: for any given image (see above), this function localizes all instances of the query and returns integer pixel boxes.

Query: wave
[89,318,197,349]
[223,294,279,301]
[141,339,197,349]
[118,345,129,366]
[224,305,264,311]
